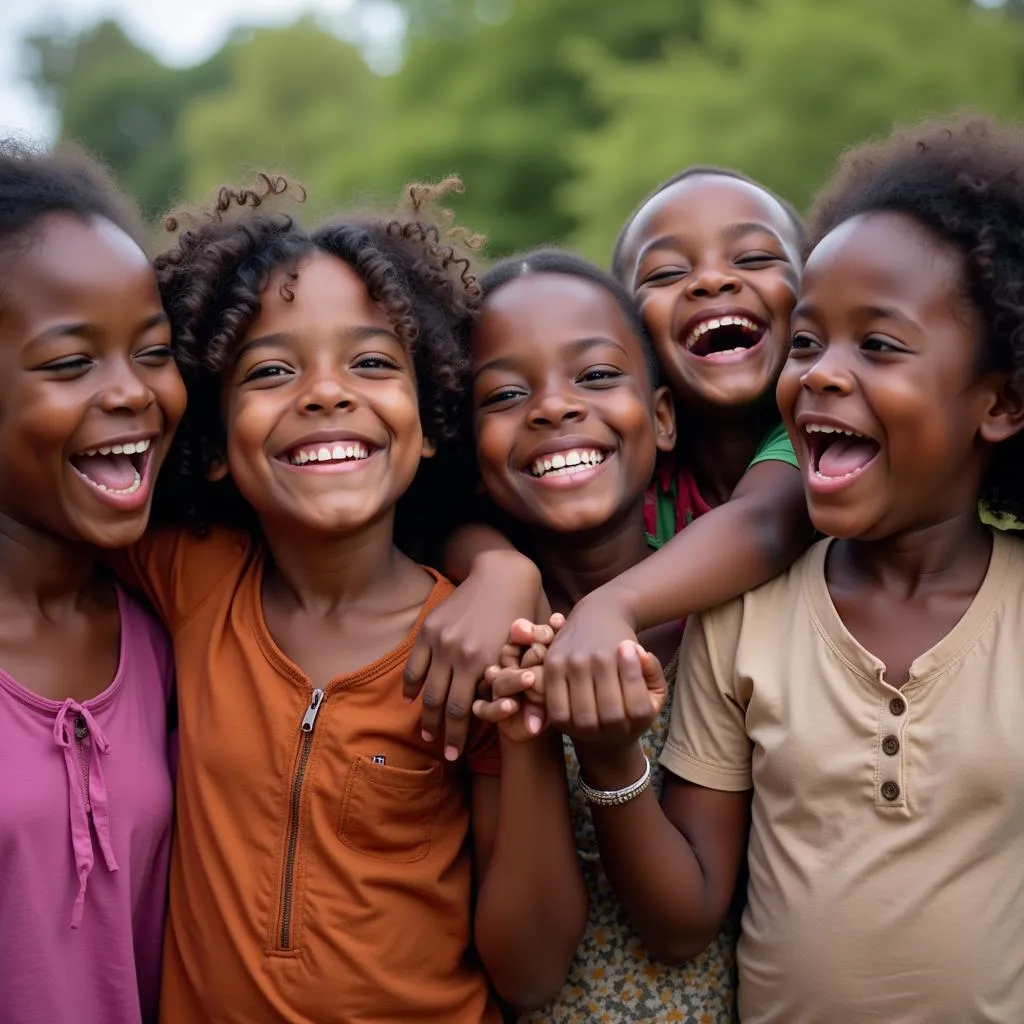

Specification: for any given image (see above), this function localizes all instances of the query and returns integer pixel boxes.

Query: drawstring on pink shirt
[53,700,119,928]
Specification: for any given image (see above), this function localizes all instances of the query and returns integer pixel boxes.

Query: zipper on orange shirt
[277,686,324,950]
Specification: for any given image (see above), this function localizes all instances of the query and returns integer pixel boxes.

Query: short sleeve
[748,422,799,470]
[464,719,502,777]
[659,601,753,792]
[112,526,250,631]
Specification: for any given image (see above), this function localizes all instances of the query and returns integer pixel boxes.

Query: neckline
[803,529,1016,689]
[250,545,450,693]
[0,583,131,715]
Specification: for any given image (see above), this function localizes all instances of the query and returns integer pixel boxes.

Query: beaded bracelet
[577,754,652,807]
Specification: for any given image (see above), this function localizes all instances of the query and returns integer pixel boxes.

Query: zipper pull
[301,688,325,733]
[74,714,89,741]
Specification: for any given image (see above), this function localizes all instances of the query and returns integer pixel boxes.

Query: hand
[549,639,667,750]
[403,552,540,760]
[472,664,547,742]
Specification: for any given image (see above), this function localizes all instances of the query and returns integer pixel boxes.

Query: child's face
[471,273,674,535]
[218,253,432,537]
[0,214,185,549]
[619,175,801,416]
[777,212,1012,540]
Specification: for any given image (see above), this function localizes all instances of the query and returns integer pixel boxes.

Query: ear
[421,435,437,459]
[978,375,1024,445]
[206,455,230,483]
[652,385,677,454]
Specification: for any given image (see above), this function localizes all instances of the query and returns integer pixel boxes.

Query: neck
[680,404,776,507]
[260,510,407,614]
[531,503,651,615]
[0,512,100,607]
[831,508,992,599]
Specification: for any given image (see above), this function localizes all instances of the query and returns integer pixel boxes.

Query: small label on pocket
[372,754,386,765]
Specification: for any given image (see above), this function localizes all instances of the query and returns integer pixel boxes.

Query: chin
[807,503,882,542]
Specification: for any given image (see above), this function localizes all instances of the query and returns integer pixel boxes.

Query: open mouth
[70,439,152,496]
[285,441,378,467]
[805,424,880,482]
[528,447,607,480]
[684,315,766,358]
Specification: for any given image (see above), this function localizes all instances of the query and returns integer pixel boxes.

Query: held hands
[474,615,668,749]
[403,553,541,760]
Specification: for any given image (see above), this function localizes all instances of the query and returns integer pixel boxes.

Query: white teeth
[89,467,143,495]
[813,465,868,482]
[804,424,865,437]
[530,448,606,478]
[684,315,762,351]
[78,438,151,458]
[289,442,372,466]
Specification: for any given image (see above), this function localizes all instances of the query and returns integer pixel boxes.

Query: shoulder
[114,586,176,701]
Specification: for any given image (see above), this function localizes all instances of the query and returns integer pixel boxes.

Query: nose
[96,360,154,415]
[799,345,854,395]
[685,261,741,299]
[298,369,356,414]
[525,385,587,428]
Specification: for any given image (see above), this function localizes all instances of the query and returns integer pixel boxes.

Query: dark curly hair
[479,248,662,385]
[0,138,143,293]
[153,174,483,552]
[807,114,1024,521]
[611,165,806,284]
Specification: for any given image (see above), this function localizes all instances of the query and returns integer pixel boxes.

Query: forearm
[475,734,586,1008]
[575,744,722,963]
[585,485,811,633]
[442,522,533,584]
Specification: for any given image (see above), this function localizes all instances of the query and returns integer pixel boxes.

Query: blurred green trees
[23,0,1024,262]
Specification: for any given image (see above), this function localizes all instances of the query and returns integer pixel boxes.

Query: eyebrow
[638,223,782,261]
[473,335,630,380]
[794,302,916,325]
[26,311,169,346]
[233,324,398,364]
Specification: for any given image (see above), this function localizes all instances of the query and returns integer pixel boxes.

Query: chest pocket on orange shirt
[339,755,444,863]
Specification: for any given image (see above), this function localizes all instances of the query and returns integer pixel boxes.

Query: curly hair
[479,248,662,385]
[153,174,483,546]
[0,138,143,292]
[807,114,1024,521]
[611,165,806,284]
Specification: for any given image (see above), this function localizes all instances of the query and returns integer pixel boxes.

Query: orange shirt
[123,528,501,1024]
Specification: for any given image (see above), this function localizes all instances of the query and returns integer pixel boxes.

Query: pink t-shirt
[0,586,174,1024]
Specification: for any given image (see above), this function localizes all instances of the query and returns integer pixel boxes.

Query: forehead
[624,174,798,256]
[475,273,643,359]
[801,212,964,311]
[250,252,393,337]
[1,213,154,315]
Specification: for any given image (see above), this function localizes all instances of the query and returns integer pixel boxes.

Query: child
[603,115,1024,1023]
[404,166,814,759]
[0,141,185,1023]
[124,177,584,1022]
[467,249,738,1022]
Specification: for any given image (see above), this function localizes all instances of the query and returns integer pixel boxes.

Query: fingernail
[502,699,516,712]
[527,714,541,734]
[422,730,433,742]
[444,745,459,761]
[522,671,534,684]
[403,696,413,704]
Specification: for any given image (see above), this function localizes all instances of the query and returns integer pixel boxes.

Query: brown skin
[410,176,813,756]
[0,214,184,704]
[587,210,1024,966]
[213,253,582,1009]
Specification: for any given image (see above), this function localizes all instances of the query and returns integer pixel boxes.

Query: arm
[553,612,753,963]
[403,523,542,758]
[577,460,811,635]
[471,738,586,1009]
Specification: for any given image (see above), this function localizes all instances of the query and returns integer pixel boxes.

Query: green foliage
[563,0,1024,261]
[21,0,1024,260]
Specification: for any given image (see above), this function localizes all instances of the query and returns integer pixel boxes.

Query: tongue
[73,453,137,490]
[818,438,879,478]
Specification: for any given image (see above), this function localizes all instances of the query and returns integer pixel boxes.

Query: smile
[288,442,374,466]
[529,448,606,479]
[683,315,766,360]
[803,423,881,491]
[70,437,155,508]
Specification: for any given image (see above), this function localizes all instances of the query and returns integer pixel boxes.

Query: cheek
[764,274,799,322]
[154,367,187,429]
[472,417,515,486]
[638,292,675,345]
[774,363,802,421]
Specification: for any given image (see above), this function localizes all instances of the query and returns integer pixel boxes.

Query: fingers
[487,665,537,700]
[402,638,431,701]
[498,642,521,670]
[618,641,657,722]
[471,696,521,724]
[440,661,480,762]
[636,645,669,715]
[507,618,540,648]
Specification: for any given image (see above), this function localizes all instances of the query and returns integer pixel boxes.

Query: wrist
[574,741,647,792]
[473,549,540,586]
[580,582,639,632]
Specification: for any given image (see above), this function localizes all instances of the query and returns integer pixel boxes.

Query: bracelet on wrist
[577,754,651,807]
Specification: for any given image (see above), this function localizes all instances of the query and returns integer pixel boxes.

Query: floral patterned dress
[519,650,738,1024]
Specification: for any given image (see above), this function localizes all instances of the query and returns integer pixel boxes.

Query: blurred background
[2,0,1023,261]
